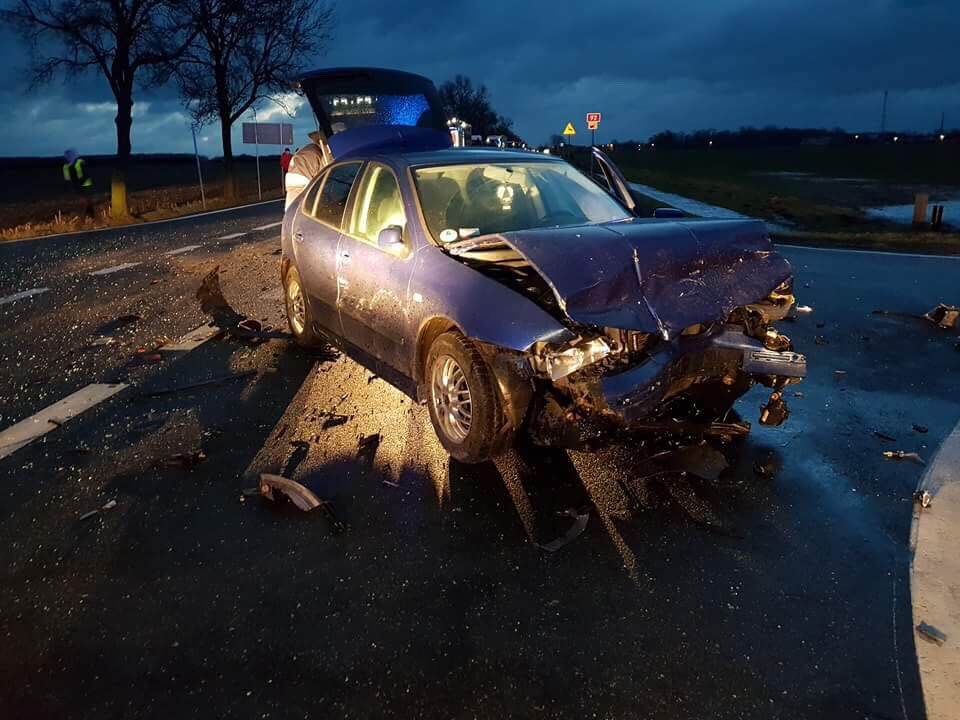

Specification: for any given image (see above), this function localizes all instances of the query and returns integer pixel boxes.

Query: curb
[4,197,283,245]
[910,419,960,720]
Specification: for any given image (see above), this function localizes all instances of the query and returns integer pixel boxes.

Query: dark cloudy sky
[1,0,958,157]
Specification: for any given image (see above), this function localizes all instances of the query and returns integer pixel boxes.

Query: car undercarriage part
[759,378,790,427]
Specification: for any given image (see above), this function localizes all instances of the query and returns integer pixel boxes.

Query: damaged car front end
[449,220,806,451]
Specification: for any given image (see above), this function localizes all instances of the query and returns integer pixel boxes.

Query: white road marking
[89,262,142,276]
[164,244,202,257]
[252,221,282,231]
[0,383,128,459]
[0,287,50,306]
[160,322,222,352]
[217,232,247,240]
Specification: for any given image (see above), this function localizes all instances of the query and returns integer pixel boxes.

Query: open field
[1,155,286,240]
[609,144,960,247]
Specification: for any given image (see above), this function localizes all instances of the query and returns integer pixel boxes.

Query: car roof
[395,148,564,167]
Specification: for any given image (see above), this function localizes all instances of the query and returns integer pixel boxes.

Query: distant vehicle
[282,68,806,462]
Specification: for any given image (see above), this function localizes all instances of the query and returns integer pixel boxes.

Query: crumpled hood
[495,218,792,335]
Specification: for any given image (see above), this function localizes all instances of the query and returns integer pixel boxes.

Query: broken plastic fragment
[914,490,932,509]
[654,444,729,481]
[795,305,813,313]
[258,473,323,511]
[537,508,590,553]
[923,304,960,329]
[916,621,947,646]
[882,450,926,465]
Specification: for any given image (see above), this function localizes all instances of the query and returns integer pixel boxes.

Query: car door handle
[293,230,304,243]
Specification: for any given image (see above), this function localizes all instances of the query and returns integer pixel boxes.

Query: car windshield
[413,162,630,243]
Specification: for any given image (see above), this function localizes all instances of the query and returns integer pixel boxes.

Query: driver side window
[348,163,406,245]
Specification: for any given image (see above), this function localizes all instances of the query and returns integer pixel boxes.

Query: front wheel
[283,265,322,348]
[425,332,512,463]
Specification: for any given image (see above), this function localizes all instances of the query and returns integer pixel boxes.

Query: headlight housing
[531,337,611,380]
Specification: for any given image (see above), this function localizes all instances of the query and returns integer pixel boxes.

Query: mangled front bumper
[517,325,805,446]
[594,326,805,423]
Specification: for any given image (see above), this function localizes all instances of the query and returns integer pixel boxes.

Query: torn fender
[409,248,574,355]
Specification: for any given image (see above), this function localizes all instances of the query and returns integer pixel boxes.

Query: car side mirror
[653,207,685,219]
[377,225,405,254]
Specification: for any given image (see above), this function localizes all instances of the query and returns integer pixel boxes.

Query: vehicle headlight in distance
[533,337,611,381]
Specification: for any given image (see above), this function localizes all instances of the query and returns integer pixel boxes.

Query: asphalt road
[1,207,958,720]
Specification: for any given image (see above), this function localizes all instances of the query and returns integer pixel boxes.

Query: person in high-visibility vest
[62,148,95,219]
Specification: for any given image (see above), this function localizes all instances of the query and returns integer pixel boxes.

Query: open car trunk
[297,67,453,159]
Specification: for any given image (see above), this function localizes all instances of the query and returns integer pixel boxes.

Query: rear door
[590,147,638,216]
[336,162,415,372]
[292,161,363,335]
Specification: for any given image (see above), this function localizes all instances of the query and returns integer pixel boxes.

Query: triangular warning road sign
[562,122,576,136]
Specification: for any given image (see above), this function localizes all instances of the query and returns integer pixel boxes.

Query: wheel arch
[413,316,462,385]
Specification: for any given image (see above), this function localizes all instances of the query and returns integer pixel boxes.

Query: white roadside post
[191,124,207,209]
[253,108,262,201]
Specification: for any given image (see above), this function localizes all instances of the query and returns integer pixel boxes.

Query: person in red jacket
[280,148,292,190]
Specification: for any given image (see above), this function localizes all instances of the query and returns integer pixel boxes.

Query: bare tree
[173,0,334,200]
[438,74,516,141]
[2,0,191,218]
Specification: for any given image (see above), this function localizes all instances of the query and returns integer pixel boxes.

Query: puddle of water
[865,201,960,229]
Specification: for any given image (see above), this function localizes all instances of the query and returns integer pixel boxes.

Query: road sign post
[562,122,576,146]
[242,119,294,198]
[586,113,601,147]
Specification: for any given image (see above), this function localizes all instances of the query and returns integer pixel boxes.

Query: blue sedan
[281,68,805,462]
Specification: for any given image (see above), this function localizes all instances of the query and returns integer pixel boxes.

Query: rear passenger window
[313,162,362,228]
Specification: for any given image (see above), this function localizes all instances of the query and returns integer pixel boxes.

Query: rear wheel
[425,332,511,463]
[284,266,322,348]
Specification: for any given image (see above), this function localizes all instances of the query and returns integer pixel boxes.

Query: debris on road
[357,433,381,467]
[873,430,897,442]
[814,335,829,345]
[196,266,291,342]
[913,424,929,434]
[654,443,729,481]
[259,473,322,511]
[882,450,926,465]
[89,337,116,346]
[753,454,778,479]
[95,314,141,335]
[834,369,847,377]
[165,450,207,469]
[923,304,960,329]
[537,508,590,553]
[914,490,933,509]
[916,621,947,646]
[258,474,345,532]
[794,305,813,314]
[197,266,245,327]
[321,414,349,429]
[79,498,118,521]
[139,369,256,398]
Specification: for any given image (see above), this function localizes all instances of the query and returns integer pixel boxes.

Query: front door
[336,162,415,373]
[292,162,363,335]
[590,147,638,216]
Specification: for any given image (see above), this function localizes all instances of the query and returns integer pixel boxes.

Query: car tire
[425,331,511,463]
[283,265,322,348]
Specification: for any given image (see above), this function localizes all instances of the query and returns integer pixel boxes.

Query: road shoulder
[911,419,960,719]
